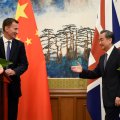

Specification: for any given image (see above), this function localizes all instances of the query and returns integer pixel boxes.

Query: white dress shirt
[3,36,12,59]
[106,45,114,60]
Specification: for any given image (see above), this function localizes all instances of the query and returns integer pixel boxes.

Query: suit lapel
[9,39,17,61]
[0,37,6,59]
[105,47,116,70]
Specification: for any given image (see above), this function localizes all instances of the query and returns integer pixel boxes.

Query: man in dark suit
[71,30,120,120]
[0,18,28,120]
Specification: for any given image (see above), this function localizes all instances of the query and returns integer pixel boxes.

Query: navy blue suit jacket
[79,47,120,107]
[0,37,28,98]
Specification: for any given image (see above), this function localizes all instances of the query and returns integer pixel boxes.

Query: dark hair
[2,18,19,32]
[100,29,114,43]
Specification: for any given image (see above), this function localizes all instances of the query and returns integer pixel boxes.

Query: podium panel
[0,77,4,120]
[50,89,91,120]
[0,73,10,120]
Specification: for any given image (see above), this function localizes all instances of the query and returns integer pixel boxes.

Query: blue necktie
[104,53,107,69]
[6,41,11,60]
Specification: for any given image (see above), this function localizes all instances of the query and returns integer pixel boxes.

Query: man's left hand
[5,69,16,76]
[115,97,120,106]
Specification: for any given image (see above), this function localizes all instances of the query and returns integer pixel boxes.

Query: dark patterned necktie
[6,41,11,60]
[104,53,108,69]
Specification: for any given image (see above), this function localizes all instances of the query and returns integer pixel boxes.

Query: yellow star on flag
[25,38,32,45]
[35,30,39,36]
[15,3,28,20]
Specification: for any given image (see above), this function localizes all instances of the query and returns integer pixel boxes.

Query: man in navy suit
[0,18,28,120]
[71,30,120,120]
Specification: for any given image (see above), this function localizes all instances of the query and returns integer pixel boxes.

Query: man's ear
[109,38,112,43]
[4,26,9,32]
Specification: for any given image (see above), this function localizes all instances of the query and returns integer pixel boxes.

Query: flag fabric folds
[15,0,52,120]
[87,0,120,120]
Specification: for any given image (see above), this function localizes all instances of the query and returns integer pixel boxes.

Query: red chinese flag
[15,0,52,120]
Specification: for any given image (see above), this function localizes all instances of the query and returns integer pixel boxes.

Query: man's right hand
[0,65,4,74]
[71,64,83,73]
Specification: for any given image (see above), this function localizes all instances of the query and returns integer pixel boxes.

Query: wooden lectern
[0,72,10,120]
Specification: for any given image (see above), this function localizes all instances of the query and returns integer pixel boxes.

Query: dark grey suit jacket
[0,37,28,98]
[79,47,120,107]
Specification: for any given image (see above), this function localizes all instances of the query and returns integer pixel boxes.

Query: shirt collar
[3,36,12,43]
[106,45,114,57]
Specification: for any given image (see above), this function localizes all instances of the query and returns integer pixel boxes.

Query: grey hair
[100,30,114,43]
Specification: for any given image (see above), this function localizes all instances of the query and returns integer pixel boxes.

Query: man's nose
[99,41,101,45]
[16,30,18,34]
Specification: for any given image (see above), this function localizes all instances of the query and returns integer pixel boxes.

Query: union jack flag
[87,0,120,120]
